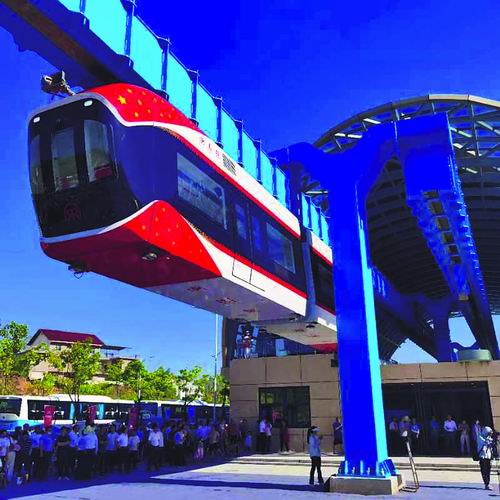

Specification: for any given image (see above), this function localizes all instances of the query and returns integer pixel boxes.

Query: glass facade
[259,386,311,428]
[228,326,316,363]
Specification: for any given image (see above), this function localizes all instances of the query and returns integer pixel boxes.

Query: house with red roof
[28,329,135,382]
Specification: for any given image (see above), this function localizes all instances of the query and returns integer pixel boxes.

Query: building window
[259,386,310,428]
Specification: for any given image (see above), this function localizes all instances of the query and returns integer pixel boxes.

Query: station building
[223,328,499,454]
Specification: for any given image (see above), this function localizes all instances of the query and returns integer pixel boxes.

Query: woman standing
[477,426,495,490]
[308,426,324,486]
[279,420,290,453]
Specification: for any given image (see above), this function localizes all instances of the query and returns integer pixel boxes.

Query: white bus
[0,394,228,431]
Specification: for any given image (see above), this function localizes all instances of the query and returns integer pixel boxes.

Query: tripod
[401,437,420,493]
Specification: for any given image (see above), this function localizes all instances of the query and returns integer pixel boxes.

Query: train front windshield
[28,98,138,238]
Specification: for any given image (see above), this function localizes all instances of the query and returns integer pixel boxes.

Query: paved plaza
[1,454,497,500]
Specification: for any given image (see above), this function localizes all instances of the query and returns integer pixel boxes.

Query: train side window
[312,253,335,308]
[235,203,248,240]
[177,153,227,229]
[266,223,296,273]
[51,128,79,191]
[252,216,264,254]
[84,120,114,182]
[29,135,44,194]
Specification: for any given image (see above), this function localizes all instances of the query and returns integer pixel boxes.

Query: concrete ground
[1,454,498,500]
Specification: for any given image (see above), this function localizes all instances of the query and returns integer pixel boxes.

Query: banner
[128,405,139,429]
[87,405,97,425]
[43,405,56,428]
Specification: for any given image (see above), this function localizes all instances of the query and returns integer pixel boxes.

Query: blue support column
[434,315,453,362]
[274,114,466,487]
[420,297,454,362]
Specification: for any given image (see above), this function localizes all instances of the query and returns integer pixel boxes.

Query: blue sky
[0,0,499,370]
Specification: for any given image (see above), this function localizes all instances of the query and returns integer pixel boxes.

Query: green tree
[143,366,177,400]
[176,366,203,415]
[105,360,125,398]
[54,340,100,420]
[0,321,46,394]
[199,373,229,405]
[122,359,148,402]
[30,373,57,396]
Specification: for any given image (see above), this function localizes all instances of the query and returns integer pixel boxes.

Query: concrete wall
[229,355,500,452]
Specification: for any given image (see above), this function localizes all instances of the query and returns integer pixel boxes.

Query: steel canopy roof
[311,95,500,357]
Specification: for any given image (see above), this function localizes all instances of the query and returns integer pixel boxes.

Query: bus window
[52,128,79,191]
[84,120,114,182]
[266,223,296,273]
[252,216,264,254]
[0,397,21,417]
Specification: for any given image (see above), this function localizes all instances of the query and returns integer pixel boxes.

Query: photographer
[477,426,495,490]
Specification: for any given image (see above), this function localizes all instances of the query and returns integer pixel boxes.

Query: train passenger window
[84,120,114,182]
[52,128,79,191]
[29,136,44,194]
[311,253,335,309]
[235,203,248,240]
[252,216,264,253]
[266,223,296,273]
[177,153,227,228]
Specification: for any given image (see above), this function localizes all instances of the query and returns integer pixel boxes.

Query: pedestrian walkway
[233,453,482,471]
[2,454,496,500]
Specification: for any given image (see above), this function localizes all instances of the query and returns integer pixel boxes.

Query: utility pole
[212,314,218,423]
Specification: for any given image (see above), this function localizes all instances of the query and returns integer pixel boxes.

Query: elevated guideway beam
[398,115,499,359]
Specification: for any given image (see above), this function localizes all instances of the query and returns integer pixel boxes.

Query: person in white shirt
[147,423,164,471]
[264,420,272,454]
[258,418,267,453]
[68,425,79,474]
[105,425,118,473]
[115,426,129,473]
[127,430,140,472]
[0,430,11,460]
[443,415,458,455]
[76,426,96,480]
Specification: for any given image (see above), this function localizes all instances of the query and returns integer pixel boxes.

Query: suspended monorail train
[28,84,337,352]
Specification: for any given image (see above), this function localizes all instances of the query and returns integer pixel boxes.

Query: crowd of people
[387,414,485,456]
[0,418,253,488]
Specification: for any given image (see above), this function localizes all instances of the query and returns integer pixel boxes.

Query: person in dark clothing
[39,428,55,480]
[279,420,290,452]
[15,430,32,480]
[96,426,108,476]
[55,427,71,479]
[332,418,343,455]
